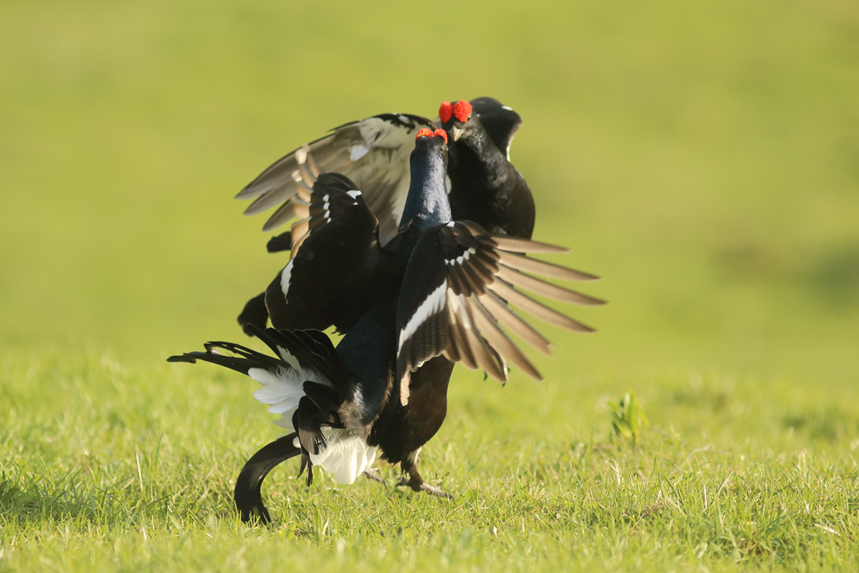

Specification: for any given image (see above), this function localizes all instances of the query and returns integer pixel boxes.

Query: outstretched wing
[264,172,388,333]
[395,221,605,404]
[237,113,435,246]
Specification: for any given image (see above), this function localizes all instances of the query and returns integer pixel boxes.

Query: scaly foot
[397,476,454,500]
[363,469,387,486]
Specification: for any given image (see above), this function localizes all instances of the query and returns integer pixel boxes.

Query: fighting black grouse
[236,98,536,334]
[171,129,604,521]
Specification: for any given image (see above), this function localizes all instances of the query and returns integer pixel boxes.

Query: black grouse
[169,307,395,523]
[171,129,604,521]
[236,98,536,334]
[440,99,535,238]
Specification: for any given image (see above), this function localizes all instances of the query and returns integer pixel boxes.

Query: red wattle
[433,129,448,144]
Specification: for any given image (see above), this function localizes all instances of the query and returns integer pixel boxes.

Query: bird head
[413,127,449,160]
[438,100,473,142]
[400,128,451,230]
[415,127,448,143]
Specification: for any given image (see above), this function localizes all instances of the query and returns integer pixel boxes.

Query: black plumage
[237,293,268,337]
[395,220,603,404]
[170,305,397,522]
[192,130,604,521]
[173,303,459,520]
[441,99,536,239]
[233,433,300,523]
[235,97,536,334]
[468,97,523,160]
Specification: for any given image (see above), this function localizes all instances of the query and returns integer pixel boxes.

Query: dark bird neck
[399,144,451,232]
[457,122,502,162]
[449,122,535,239]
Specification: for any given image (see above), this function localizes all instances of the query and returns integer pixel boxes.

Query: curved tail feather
[234,432,301,524]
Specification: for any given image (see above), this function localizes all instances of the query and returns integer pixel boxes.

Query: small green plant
[608,391,649,442]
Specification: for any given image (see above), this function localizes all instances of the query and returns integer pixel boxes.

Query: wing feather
[396,221,605,404]
[469,296,541,380]
[486,234,570,254]
[264,173,385,332]
[495,250,600,282]
[237,114,435,247]
[495,265,606,306]
[478,290,552,354]
[488,279,597,333]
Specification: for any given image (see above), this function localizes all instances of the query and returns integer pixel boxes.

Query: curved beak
[452,125,465,141]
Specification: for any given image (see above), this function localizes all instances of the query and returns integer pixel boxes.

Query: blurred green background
[2,0,858,390]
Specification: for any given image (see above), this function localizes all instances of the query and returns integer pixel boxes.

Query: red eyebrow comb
[439,100,472,123]
[415,128,434,140]
[452,100,472,122]
[415,128,449,144]
[439,101,453,123]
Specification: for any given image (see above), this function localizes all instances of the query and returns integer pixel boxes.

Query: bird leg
[397,464,454,500]
[363,468,387,486]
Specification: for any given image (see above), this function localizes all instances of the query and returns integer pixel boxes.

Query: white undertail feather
[274,346,300,369]
[309,428,376,484]
[250,362,375,485]
[249,365,329,425]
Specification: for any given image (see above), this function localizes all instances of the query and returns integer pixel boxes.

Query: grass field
[2,0,859,570]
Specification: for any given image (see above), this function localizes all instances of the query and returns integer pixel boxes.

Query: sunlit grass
[2,348,859,571]
[2,0,859,570]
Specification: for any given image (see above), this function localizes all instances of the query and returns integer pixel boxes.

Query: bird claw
[419,483,454,500]
[363,469,387,487]
[396,477,454,500]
